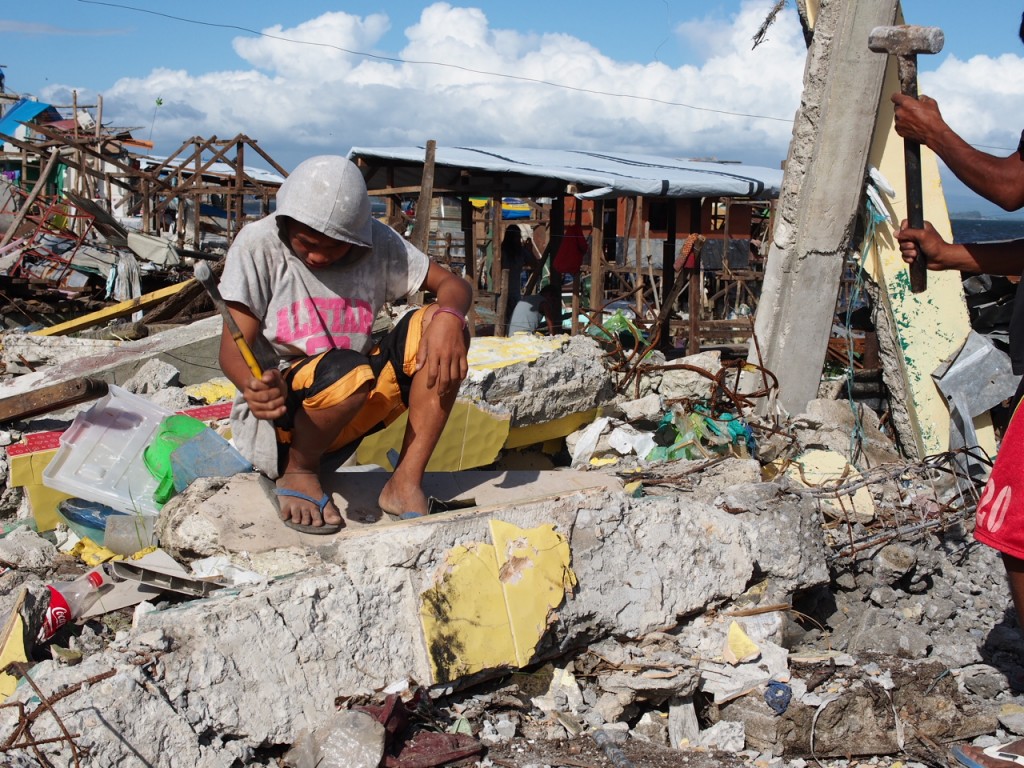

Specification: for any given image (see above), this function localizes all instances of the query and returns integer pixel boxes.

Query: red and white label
[39,586,71,641]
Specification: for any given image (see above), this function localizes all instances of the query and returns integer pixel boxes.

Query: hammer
[193,261,264,379]
[868,24,944,293]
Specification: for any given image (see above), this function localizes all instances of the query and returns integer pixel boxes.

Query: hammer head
[868,25,944,56]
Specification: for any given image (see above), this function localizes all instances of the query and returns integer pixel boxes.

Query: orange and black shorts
[275,306,429,454]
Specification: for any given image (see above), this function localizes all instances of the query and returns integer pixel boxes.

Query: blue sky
[3,1,1024,215]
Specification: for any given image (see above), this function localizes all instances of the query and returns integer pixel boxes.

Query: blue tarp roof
[348,146,783,200]
[0,99,59,138]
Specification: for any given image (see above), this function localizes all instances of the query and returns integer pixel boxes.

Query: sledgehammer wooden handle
[194,261,264,379]
[868,24,945,294]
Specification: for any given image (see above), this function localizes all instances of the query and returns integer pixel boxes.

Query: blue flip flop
[274,488,343,534]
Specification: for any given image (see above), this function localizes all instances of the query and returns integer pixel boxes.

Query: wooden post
[634,195,644,317]
[496,268,510,337]
[568,195,583,335]
[687,201,702,355]
[233,138,245,241]
[461,196,475,284]
[660,200,677,350]
[0,148,60,250]
[490,198,502,294]
[462,196,477,335]
[410,139,436,253]
[589,199,604,314]
[192,140,201,245]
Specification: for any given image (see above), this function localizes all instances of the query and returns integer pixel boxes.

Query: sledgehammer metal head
[868,24,944,294]
[868,25,944,96]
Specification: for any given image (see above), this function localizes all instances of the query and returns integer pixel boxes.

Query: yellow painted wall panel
[864,60,995,457]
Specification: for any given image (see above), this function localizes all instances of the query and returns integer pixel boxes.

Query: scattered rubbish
[0,589,28,697]
[764,680,792,715]
[56,497,126,545]
[355,693,485,767]
[41,385,173,517]
[103,513,158,556]
[38,565,113,642]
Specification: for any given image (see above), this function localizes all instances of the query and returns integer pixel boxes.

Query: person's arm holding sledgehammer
[892,93,1024,211]
[896,219,1024,277]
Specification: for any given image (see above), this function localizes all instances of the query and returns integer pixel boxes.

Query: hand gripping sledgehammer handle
[869,24,944,294]
[194,261,264,378]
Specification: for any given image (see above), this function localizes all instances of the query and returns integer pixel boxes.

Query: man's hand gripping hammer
[868,24,944,293]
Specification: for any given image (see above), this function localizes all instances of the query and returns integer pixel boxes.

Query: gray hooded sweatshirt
[219,155,429,476]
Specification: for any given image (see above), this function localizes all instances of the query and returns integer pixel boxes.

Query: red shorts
[976,398,1024,560]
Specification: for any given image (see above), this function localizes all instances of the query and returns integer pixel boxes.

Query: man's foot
[276,471,344,533]
[378,473,429,519]
[953,740,1024,768]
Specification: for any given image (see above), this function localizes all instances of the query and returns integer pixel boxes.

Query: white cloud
[40,0,807,172]
[920,53,1024,152]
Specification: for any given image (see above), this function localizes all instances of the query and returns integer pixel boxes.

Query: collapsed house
[0,0,1022,767]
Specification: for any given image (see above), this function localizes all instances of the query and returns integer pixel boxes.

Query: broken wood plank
[0,377,108,424]
[31,280,196,337]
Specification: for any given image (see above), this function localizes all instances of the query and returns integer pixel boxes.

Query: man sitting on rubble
[893,11,1024,768]
[216,155,472,533]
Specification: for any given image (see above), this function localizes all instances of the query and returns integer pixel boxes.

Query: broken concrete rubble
[0,482,830,765]
[0,283,1019,768]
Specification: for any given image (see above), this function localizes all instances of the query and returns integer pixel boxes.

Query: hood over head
[275,155,373,247]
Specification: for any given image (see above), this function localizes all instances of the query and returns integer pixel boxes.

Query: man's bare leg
[277,384,369,529]
[378,316,462,517]
[1003,554,1024,630]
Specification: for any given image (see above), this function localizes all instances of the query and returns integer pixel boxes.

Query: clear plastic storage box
[42,386,174,516]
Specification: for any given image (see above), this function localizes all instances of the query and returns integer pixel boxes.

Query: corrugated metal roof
[348,145,782,200]
[0,99,61,137]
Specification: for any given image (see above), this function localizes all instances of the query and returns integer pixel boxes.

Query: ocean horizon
[950,216,1024,244]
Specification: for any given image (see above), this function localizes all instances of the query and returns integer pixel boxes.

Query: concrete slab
[159,469,623,559]
[0,315,223,402]
[2,484,830,766]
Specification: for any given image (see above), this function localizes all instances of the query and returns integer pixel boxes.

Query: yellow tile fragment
[0,589,28,699]
[724,621,760,666]
[467,335,566,371]
[9,450,72,532]
[356,399,510,471]
[784,449,875,522]
[183,377,237,404]
[419,520,576,683]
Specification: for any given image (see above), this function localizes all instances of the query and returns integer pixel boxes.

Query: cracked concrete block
[2,485,829,765]
[0,525,57,569]
[0,316,223,402]
[657,351,723,401]
[614,394,663,424]
[793,399,901,469]
[122,358,181,394]
[698,719,745,752]
[459,335,616,427]
[1,332,121,375]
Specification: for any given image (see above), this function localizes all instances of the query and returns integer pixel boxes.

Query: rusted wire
[3,662,83,767]
[1,665,116,764]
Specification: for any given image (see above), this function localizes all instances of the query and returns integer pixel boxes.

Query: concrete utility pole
[747,0,898,417]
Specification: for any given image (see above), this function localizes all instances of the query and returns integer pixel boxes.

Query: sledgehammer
[869,24,944,293]
[194,261,264,379]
